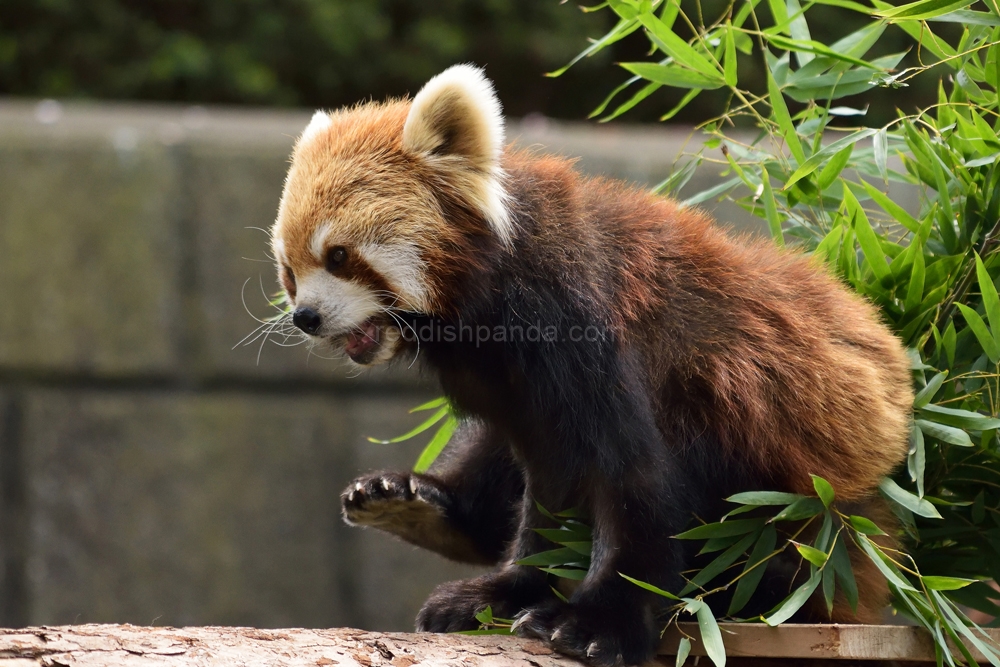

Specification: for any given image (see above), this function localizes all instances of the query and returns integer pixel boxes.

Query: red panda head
[271,65,513,365]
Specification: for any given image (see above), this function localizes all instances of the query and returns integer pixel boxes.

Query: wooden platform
[0,623,997,665]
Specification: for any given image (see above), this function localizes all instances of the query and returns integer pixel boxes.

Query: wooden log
[1,623,998,666]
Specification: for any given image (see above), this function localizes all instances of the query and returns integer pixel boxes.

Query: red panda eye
[326,246,349,273]
[282,265,296,300]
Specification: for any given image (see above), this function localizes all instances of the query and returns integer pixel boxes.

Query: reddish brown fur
[277,73,913,659]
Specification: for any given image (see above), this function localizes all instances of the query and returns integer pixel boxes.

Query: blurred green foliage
[0,0,948,123]
[0,0,615,118]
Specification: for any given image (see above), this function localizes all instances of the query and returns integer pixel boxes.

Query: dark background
[0,0,946,125]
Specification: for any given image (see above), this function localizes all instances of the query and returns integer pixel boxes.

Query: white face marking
[310,224,331,261]
[295,268,378,336]
[272,238,286,264]
[358,243,430,312]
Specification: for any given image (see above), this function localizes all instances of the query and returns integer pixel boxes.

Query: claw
[586,641,600,658]
[382,478,392,491]
[510,612,532,634]
[347,491,356,502]
[409,476,418,494]
[355,482,363,492]
[551,627,564,643]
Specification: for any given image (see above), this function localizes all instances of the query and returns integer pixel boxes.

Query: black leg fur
[342,420,523,565]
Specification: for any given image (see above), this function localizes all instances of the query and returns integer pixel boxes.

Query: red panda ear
[403,65,513,245]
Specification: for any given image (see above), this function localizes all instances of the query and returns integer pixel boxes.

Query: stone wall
[0,99,761,631]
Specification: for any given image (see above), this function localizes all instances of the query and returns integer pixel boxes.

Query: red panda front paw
[341,471,448,527]
[512,599,657,667]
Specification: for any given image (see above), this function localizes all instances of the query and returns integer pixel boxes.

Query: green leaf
[845,186,891,283]
[724,22,737,87]
[922,576,975,590]
[956,303,1000,364]
[413,415,458,473]
[517,547,589,567]
[854,533,918,591]
[976,252,1000,350]
[914,372,947,409]
[848,515,887,535]
[765,569,822,625]
[874,128,888,181]
[696,603,727,667]
[680,530,760,595]
[676,637,692,667]
[369,407,448,443]
[785,129,877,189]
[766,34,885,69]
[766,67,806,164]
[760,166,785,246]
[830,536,858,612]
[904,243,926,313]
[410,397,448,412]
[676,518,767,539]
[772,497,825,521]
[637,13,724,79]
[475,606,494,625]
[918,403,1000,431]
[875,0,977,21]
[861,180,921,233]
[538,567,588,580]
[620,62,726,89]
[548,17,641,77]
[729,524,778,615]
[726,491,802,505]
[816,144,853,191]
[795,542,830,567]
[915,418,974,447]
[879,477,944,518]
[620,572,681,600]
[811,475,835,507]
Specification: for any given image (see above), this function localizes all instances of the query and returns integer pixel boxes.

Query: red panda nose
[293,307,322,335]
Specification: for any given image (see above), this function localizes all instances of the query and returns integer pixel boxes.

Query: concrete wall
[0,98,759,631]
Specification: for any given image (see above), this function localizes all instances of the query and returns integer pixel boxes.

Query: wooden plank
[661,623,1000,662]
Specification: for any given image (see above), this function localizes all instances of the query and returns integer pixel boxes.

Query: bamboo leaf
[848,515,887,535]
[726,491,802,505]
[413,416,458,473]
[724,22,738,87]
[638,13,724,79]
[874,128,889,181]
[676,518,767,539]
[785,129,877,188]
[794,542,830,567]
[914,371,947,409]
[765,569,822,625]
[879,477,944,518]
[676,637,692,667]
[761,166,785,246]
[922,576,975,590]
[811,475,835,507]
[620,62,726,89]
[369,407,448,444]
[830,536,859,612]
[915,418,974,447]
[620,572,681,600]
[956,303,1000,363]
[875,0,977,22]
[975,252,1000,350]
[696,603,727,667]
[816,144,853,191]
[729,524,778,615]
[766,67,806,164]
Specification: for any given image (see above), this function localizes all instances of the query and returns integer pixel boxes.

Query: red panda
[270,64,912,666]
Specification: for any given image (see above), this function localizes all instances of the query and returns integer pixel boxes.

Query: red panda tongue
[345,319,379,360]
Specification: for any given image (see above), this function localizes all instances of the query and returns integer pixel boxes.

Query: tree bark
[0,625,583,667]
